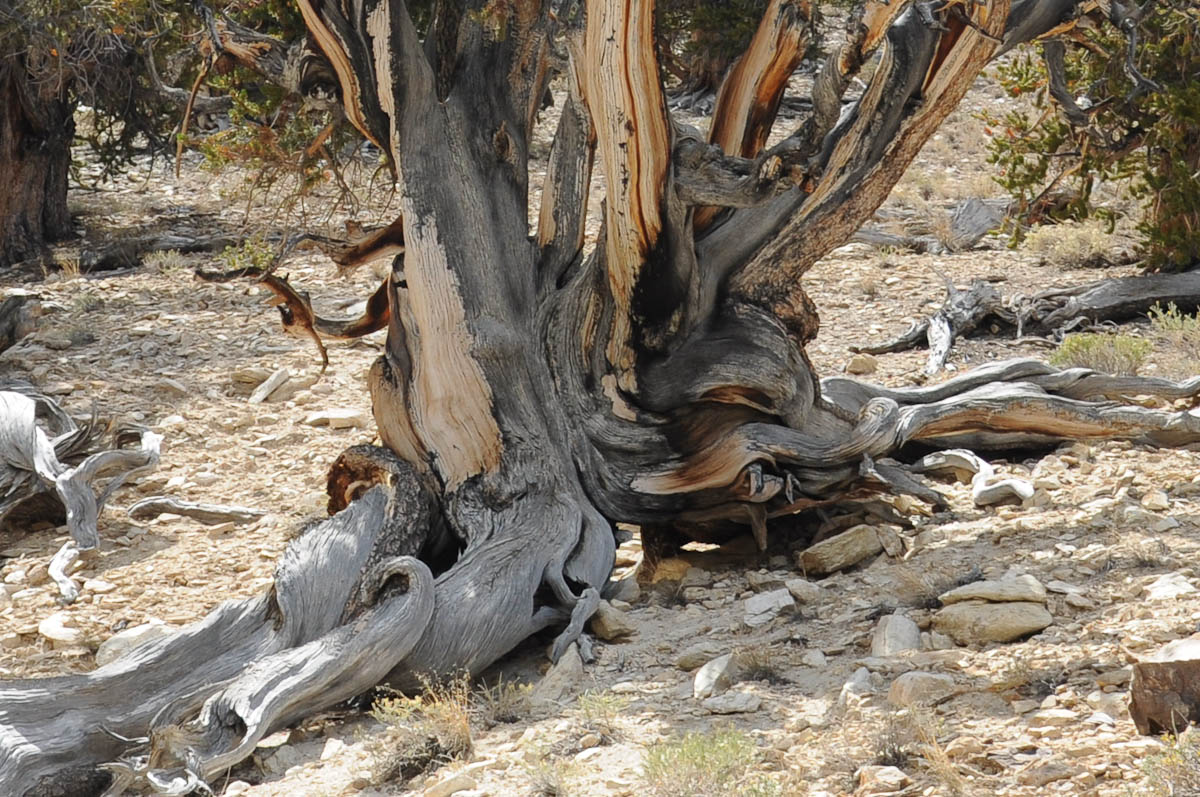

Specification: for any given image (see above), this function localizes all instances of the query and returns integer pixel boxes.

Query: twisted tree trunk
[1,0,1187,793]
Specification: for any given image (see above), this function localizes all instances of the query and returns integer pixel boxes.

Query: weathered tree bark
[1,0,1189,793]
[0,60,74,268]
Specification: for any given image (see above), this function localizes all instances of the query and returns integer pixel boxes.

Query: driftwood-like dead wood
[80,233,238,272]
[0,385,161,551]
[851,198,1009,253]
[126,496,265,525]
[856,271,1200,373]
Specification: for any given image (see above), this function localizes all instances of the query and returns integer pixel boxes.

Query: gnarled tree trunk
[0,59,74,268]
[0,0,1188,793]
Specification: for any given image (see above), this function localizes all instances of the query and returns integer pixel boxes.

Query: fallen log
[854,271,1200,374]
[127,496,265,525]
[0,384,161,551]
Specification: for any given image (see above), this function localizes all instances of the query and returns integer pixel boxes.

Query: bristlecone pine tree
[3,0,1199,793]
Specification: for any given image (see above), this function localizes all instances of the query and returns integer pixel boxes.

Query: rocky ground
[2,59,1198,797]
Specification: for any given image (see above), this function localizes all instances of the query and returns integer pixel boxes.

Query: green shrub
[1049,333,1152,375]
[1141,731,1200,796]
[981,5,1200,270]
[642,729,778,797]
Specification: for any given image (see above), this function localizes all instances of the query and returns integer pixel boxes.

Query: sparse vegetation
[522,746,575,797]
[1141,730,1200,796]
[143,249,188,276]
[576,689,629,741]
[476,678,533,728]
[642,729,779,797]
[1049,332,1152,376]
[369,674,474,786]
[1023,221,1119,268]
[906,709,966,795]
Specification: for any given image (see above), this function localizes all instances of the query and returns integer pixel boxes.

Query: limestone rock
[1030,708,1076,726]
[95,621,175,666]
[855,764,910,795]
[532,642,584,708]
[939,574,1046,605]
[932,600,1052,644]
[746,570,786,592]
[303,408,370,429]
[1142,490,1170,511]
[799,525,883,576]
[888,672,956,707]
[693,653,738,699]
[38,612,82,648]
[606,575,640,604]
[676,642,724,671]
[1130,637,1200,735]
[424,773,476,797]
[871,613,921,657]
[784,578,822,604]
[702,691,761,714]
[744,588,794,627]
[846,354,878,375]
[1144,573,1196,601]
[589,600,635,641]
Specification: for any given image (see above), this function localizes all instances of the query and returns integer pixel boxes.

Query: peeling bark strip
[400,212,503,488]
[581,0,672,376]
[709,0,812,160]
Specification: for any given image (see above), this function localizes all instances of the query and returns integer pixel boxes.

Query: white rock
[702,691,761,714]
[888,672,956,707]
[321,737,346,760]
[939,574,1046,605]
[1086,689,1128,718]
[839,667,874,706]
[801,649,827,668]
[1030,708,1077,727]
[223,782,252,795]
[424,773,476,797]
[855,764,911,795]
[82,579,117,594]
[871,613,921,657]
[785,577,822,603]
[38,612,82,648]
[303,408,370,429]
[95,621,175,666]
[3,569,26,585]
[1142,490,1170,511]
[743,588,794,627]
[1145,573,1196,600]
[248,368,290,404]
[693,653,737,699]
[932,600,1053,644]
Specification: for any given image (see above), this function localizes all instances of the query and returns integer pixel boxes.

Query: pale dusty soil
[1,58,1196,797]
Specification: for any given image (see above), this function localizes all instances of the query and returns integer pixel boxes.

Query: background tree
[0,0,339,269]
[982,0,1200,270]
[4,0,1200,793]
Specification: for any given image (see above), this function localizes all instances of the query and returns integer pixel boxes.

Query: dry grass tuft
[1023,220,1117,268]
